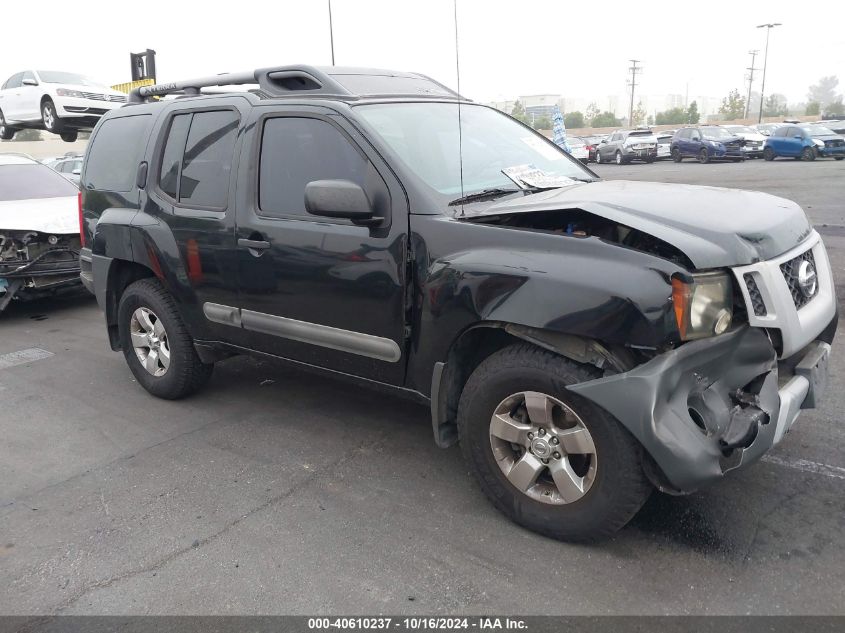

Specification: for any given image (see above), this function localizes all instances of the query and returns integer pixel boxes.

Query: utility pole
[757,23,781,123]
[328,0,336,65]
[628,60,642,126]
[744,50,759,119]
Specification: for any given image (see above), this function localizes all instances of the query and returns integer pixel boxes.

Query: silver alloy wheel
[42,103,55,130]
[130,307,171,376]
[615,151,622,164]
[489,391,597,505]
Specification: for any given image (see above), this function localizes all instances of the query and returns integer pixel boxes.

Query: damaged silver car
[0,153,81,312]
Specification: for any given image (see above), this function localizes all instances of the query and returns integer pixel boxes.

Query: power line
[744,50,759,119]
[627,60,642,125]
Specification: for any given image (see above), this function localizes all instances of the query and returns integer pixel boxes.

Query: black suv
[79,65,837,541]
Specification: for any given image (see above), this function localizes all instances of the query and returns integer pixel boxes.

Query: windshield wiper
[448,188,523,206]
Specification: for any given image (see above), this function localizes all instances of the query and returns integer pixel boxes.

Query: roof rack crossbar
[129,65,356,103]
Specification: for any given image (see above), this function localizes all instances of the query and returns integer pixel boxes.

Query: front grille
[107,94,127,102]
[780,249,817,309]
[744,274,767,316]
[825,139,844,147]
[80,91,106,101]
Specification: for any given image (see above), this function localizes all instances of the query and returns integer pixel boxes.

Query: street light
[756,23,781,123]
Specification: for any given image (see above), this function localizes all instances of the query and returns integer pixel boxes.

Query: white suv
[0,70,126,142]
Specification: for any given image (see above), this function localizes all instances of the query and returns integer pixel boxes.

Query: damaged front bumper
[568,326,831,493]
[0,236,81,312]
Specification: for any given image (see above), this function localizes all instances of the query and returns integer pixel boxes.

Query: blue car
[670,126,745,163]
[763,124,845,161]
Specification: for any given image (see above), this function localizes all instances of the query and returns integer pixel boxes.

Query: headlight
[813,139,825,148]
[671,272,733,341]
[56,88,85,98]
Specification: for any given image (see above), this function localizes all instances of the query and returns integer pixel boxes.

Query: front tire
[697,148,710,164]
[801,147,817,161]
[457,344,652,542]
[763,147,775,161]
[595,150,603,164]
[41,98,63,133]
[671,147,682,162]
[117,278,213,399]
[60,131,78,143]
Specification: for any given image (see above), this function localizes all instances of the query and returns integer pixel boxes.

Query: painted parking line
[0,348,54,370]
[762,454,845,481]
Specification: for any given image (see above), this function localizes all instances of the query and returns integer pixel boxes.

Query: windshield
[728,126,756,134]
[0,164,78,201]
[355,103,593,199]
[702,127,735,139]
[36,71,104,86]
[800,125,836,136]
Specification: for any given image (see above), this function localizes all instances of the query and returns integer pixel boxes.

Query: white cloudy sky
[2,0,843,106]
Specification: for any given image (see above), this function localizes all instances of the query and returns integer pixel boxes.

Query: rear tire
[615,151,624,165]
[0,110,17,140]
[835,157,844,161]
[117,278,214,399]
[457,344,653,542]
[60,131,78,143]
[763,147,775,161]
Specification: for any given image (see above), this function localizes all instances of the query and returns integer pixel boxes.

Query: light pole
[328,0,336,65]
[744,50,758,120]
[756,23,781,123]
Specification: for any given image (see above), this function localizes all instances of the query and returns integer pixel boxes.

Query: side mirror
[304,180,380,225]
[21,78,38,86]
[72,168,81,175]
[794,134,804,140]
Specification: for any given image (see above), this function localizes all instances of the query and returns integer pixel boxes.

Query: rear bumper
[568,325,834,492]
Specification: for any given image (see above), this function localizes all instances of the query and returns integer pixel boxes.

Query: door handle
[238,237,271,257]
[238,238,270,250]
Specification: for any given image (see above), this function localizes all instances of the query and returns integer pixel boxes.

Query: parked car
[816,119,845,135]
[565,136,589,163]
[723,124,767,158]
[51,157,83,184]
[0,153,82,312]
[80,64,836,542]
[655,133,674,160]
[0,70,127,142]
[754,123,782,136]
[595,129,658,164]
[581,135,605,162]
[763,124,845,161]
[671,126,744,163]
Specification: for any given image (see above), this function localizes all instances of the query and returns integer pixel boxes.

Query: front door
[233,106,409,386]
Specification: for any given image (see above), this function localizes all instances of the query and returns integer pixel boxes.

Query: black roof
[129,65,464,104]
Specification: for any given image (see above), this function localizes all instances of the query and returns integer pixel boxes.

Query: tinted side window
[5,73,23,89]
[772,127,787,137]
[787,127,801,138]
[158,113,191,199]
[259,117,368,218]
[84,115,152,192]
[179,110,239,208]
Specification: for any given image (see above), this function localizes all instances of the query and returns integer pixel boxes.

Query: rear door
[1,73,23,121]
[143,100,249,345]
[232,105,409,385]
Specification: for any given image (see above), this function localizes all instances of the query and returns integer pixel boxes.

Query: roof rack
[129,65,463,103]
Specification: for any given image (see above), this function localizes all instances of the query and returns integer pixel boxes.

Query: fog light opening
[688,408,707,432]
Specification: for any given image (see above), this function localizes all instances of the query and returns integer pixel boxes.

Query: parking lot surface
[1,159,844,615]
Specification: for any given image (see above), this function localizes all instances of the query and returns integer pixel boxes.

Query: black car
[595,129,658,164]
[79,65,837,542]
[671,126,745,163]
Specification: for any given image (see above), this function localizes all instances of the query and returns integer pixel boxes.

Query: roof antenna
[454,0,465,216]
[328,0,336,65]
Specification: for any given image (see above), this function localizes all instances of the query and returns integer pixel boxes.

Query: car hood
[473,180,812,269]
[812,134,844,141]
[736,132,767,142]
[58,83,124,97]
[0,196,79,234]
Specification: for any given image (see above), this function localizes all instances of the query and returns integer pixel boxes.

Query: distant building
[521,94,564,120]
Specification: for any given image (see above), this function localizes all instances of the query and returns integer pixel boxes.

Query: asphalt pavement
[1,159,843,615]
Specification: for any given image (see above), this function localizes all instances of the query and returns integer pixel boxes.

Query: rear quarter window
[83,114,152,192]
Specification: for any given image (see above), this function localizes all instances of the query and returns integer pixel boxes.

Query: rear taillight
[78,191,85,248]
